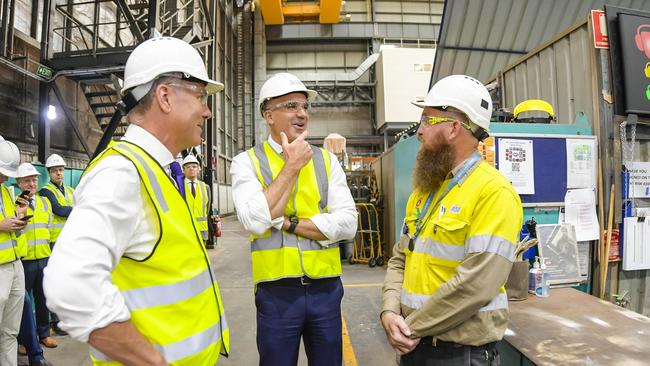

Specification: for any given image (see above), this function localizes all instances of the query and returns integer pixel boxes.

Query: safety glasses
[419,115,472,130]
[167,82,209,105]
[268,100,310,113]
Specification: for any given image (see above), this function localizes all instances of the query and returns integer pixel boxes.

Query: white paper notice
[564,188,600,241]
[498,139,535,194]
[628,162,650,198]
[566,139,597,189]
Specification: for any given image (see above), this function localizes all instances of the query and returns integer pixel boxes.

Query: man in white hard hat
[14,163,58,366]
[0,136,29,366]
[381,75,522,365]
[231,72,357,365]
[44,36,230,366]
[39,153,73,337]
[182,154,214,248]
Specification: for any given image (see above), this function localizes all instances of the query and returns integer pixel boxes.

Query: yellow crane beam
[259,1,343,25]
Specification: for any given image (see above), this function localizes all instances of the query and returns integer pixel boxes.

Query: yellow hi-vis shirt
[0,184,22,262]
[41,182,74,243]
[22,195,52,260]
[185,180,209,240]
[400,160,522,345]
[246,141,341,285]
[86,141,229,366]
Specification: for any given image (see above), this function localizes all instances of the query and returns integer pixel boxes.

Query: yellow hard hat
[513,99,555,120]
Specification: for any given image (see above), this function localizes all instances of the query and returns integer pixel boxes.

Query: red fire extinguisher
[212,209,222,237]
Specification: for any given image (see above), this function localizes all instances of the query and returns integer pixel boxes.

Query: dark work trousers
[255,277,344,366]
[18,292,44,363]
[21,258,50,339]
[400,338,500,366]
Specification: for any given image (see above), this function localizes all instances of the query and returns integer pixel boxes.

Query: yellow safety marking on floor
[343,283,383,288]
[341,315,358,366]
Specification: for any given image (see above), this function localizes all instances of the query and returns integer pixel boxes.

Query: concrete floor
[40,216,397,365]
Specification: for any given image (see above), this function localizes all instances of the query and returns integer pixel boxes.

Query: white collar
[121,124,174,168]
[184,178,198,184]
[267,135,283,154]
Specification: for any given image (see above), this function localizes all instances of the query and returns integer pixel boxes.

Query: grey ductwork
[299,53,379,82]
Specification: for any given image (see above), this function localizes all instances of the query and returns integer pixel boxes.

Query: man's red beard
[412,141,454,193]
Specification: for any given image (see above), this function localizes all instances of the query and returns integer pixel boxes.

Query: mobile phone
[20,215,33,222]
[15,190,30,205]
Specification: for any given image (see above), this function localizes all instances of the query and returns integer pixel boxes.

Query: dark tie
[191,181,196,197]
[169,161,186,199]
[29,199,34,211]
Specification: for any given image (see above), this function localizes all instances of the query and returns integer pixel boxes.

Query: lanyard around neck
[412,151,482,240]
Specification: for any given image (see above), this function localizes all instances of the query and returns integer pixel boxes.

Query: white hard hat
[0,135,20,178]
[182,154,199,166]
[45,153,66,168]
[16,163,40,179]
[122,37,224,102]
[413,75,493,133]
[258,73,317,116]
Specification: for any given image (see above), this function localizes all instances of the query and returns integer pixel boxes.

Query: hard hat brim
[205,79,225,94]
[411,100,427,108]
[0,165,17,178]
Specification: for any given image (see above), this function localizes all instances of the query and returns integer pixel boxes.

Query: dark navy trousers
[21,258,50,338]
[18,292,44,363]
[255,277,344,366]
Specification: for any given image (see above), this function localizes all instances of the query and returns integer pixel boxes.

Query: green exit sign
[37,64,53,78]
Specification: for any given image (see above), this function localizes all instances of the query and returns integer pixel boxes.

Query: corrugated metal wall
[499,20,596,126]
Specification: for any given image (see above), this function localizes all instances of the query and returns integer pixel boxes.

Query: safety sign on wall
[592,10,609,49]
[617,13,650,116]
[628,161,650,198]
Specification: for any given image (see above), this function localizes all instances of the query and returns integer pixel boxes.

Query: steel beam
[147,0,160,38]
[115,0,144,43]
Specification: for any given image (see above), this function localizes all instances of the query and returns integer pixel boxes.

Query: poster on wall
[566,139,597,189]
[616,12,650,115]
[497,139,535,195]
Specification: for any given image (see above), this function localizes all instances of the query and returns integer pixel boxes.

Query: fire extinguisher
[213,209,222,237]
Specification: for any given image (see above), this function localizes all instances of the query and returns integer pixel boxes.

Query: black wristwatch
[287,215,299,233]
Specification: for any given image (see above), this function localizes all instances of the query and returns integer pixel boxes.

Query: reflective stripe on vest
[247,142,340,284]
[42,183,74,243]
[91,313,227,363]
[85,141,229,365]
[23,196,52,260]
[0,186,18,264]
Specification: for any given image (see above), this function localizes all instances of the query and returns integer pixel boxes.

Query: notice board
[493,134,597,206]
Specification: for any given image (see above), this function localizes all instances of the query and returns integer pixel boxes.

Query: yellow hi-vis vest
[23,195,52,260]
[0,184,21,263]
[247,141,341,285]
[185,180,209,240]
[86,141,229,366]
[400,161,522,340]
[41,182,74,243]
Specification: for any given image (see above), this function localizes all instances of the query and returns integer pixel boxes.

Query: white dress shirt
[43,124,174,342]
[230,135,357,245]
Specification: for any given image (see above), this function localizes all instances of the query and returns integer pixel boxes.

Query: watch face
[290,216,299,224]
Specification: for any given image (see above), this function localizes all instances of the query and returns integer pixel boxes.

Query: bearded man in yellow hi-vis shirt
[381,75,523,366]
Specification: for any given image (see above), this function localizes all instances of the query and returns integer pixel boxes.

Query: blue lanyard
[411,151,482,241]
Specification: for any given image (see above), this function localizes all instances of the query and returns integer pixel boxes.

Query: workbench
[497,288,650,365]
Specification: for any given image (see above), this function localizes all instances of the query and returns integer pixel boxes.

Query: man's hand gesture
[281,131,312,172]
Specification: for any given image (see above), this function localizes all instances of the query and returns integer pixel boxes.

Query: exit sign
[37,64,53,78]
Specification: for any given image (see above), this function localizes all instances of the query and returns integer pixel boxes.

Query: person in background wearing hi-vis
[38,153,73,337]
[381,75,523,366]
[15,163,58,366]
[182,154,214,249]
[43,36,230,366]
[0,136,29,366]
[231,72,357,366]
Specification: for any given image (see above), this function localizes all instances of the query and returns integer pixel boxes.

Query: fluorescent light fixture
[47,105,57,120]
